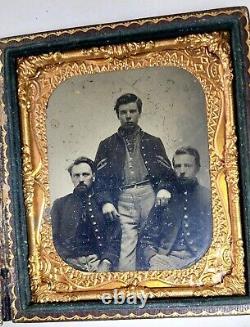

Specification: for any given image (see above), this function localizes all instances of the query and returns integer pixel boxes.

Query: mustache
[74,182,88,191]
[77,181,87,187]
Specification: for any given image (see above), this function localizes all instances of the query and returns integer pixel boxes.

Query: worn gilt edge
[0,7,248,44]
[13,306,250,322]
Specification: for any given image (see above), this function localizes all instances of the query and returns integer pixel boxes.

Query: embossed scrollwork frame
[1,6,250,322]
[16,31,244,302]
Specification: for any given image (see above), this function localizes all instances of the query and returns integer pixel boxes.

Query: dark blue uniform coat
[95,129,176,206]
[51,189,121,269]
[140,179,212,270]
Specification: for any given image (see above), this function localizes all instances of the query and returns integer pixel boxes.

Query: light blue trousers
[117,184,155,271]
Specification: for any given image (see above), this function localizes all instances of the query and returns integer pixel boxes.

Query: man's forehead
[118,102,139,110]
[72,162,92,174]
[174,153,195,163]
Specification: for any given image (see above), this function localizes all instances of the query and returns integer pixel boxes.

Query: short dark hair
[172,146,201,169]
[67,156,95,176]
[114,93,142,117]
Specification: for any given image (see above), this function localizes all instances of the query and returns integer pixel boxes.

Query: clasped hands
[102,189,171,219]
[68,255,111,272]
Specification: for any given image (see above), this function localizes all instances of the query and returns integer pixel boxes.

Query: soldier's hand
[98,259,112,272]
[102,203,120,220]
[149,254,170,270]
[155,189,171,206]
[67,257,87,271]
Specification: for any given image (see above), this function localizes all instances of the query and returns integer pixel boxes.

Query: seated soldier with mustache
[140,146,212,270]
[51,156,121,272]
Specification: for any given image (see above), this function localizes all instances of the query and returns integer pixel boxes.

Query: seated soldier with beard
[51,156,121,272]
[139,146,212,270]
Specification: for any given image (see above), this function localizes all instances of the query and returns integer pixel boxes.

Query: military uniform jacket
[140,180,212,269]
[94,129,176,206]
[51,190,121,268]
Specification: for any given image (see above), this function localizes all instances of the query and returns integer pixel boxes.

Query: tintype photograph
[47,67,212,273]
[1,6,250,322]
